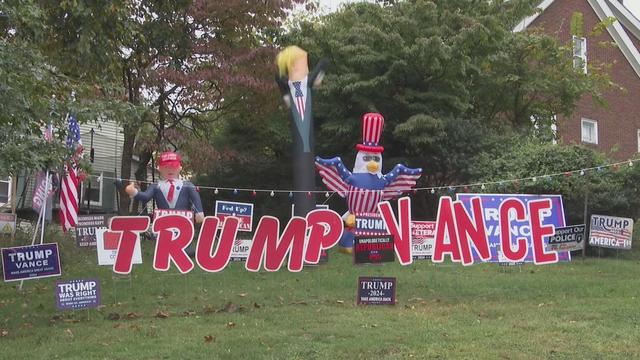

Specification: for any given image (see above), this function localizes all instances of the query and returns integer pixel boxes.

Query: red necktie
[167,180,175,202]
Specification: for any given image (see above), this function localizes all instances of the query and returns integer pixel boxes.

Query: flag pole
[39,171,50,246]
[20,169,49,291]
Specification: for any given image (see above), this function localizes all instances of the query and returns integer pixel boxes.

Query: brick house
[515,0,640,160]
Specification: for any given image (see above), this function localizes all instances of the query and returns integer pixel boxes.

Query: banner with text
[411,221,435,260]
[589,215,633,250]
[1,243,61,282]
[357,277,396,305]
[215,201,253,232]
[56,279,100,310]
[457,194,570,263]
[0,213,16,235]
[75,214,111,247]
[546,224,585,252]
[96,228,142,266]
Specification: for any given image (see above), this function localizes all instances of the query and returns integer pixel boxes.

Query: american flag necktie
[167,180,175,203]
[292,81,305,121]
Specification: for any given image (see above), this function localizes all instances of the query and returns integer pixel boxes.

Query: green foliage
[475,139,640,224]
[0,1,146,176]
[571,12,584,37]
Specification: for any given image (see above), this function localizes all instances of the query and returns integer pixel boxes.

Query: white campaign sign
[95,228,142,266]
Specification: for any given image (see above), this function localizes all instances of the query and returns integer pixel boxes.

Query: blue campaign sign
[56,279,101,310]
[354,212,388,236]
[357,277,396,305]
[215,201,254,232]
[456,194,570,263]
[2,243,62,282]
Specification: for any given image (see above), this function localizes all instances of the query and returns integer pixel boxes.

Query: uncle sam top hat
[356,113,384,153]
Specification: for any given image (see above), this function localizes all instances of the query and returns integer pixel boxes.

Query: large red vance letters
[106,196,560,274]
[432,196,558,266]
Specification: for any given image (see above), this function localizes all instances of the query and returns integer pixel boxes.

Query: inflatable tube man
[275,46,327,217]
[315,113,422,253]
[125,151,204,223]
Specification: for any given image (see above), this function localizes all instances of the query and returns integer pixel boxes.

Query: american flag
[348,187,383,214]
[43,122,54,142]
[59,114,82,232]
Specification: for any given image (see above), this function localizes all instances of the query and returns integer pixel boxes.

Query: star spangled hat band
[356,113,384,153]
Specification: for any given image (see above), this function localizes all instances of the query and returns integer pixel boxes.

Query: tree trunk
[118,127,136,215]
[118,66,139,215]
[133,150,152,214]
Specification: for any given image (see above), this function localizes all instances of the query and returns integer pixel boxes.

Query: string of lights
[90,158,638,197]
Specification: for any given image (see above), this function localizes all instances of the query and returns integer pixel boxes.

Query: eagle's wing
[315,156,351,198]
[382,164,422,200]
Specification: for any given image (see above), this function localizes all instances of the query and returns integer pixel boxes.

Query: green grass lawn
[1,231,639,359]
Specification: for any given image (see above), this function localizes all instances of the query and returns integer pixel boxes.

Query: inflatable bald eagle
[315,113,422,253]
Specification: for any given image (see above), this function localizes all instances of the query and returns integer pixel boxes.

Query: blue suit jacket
[133,181,203,213]
[276,59,328,153]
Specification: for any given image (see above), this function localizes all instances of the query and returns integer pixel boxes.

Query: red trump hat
[158,151,181,168]
[356,113,384,153]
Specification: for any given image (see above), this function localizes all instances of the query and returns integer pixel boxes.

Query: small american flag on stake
[59,114,82,232]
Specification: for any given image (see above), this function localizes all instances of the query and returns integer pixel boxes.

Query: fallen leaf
[125,312,141,320]
[253,302,261,309]
[289,300,308,305]
[0,330,8,337]
[336,300,344,304]
[237,293,247,297]
[278,296,285,304]
[226,322,236,328]
[64,328,74,338]
[155,310,169,319]
[106,313,120,321]
[204,335,215,343]
[182,310,196,317]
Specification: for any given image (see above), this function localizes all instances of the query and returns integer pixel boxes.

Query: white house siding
[15,119,153,213]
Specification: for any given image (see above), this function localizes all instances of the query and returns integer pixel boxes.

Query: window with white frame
[81,173,103,207]
[581,118,598,144]
[573,36,587,74]
[0,176,11,206]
